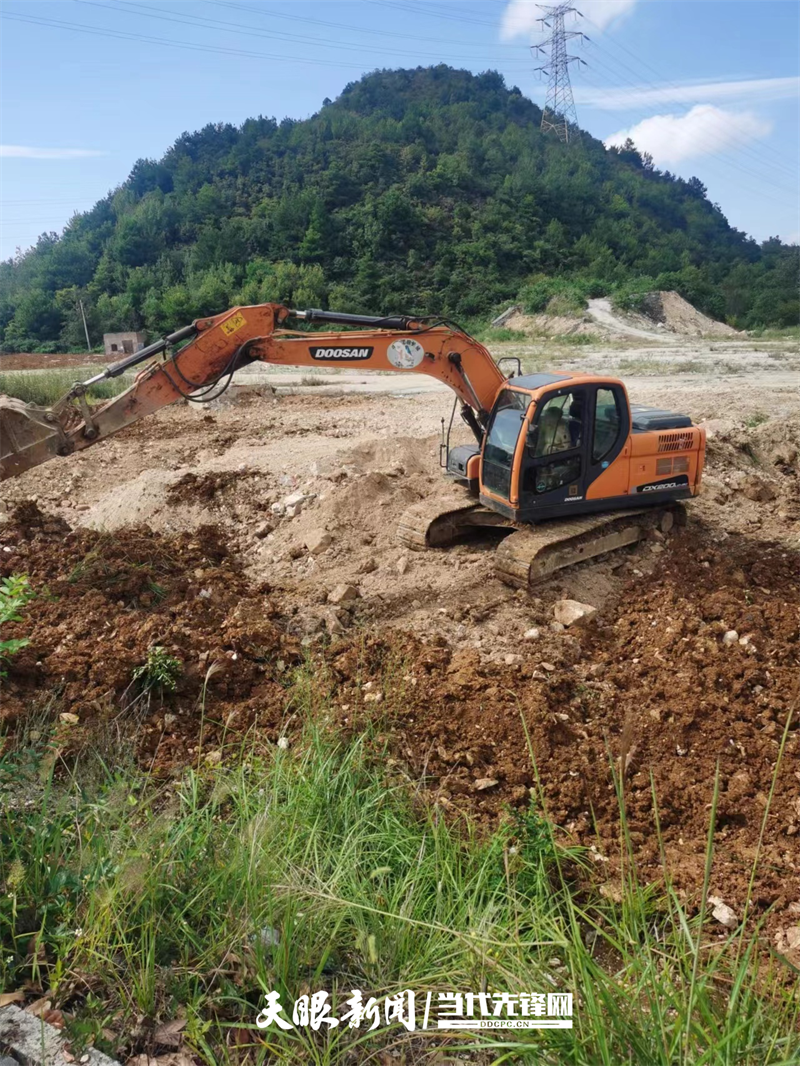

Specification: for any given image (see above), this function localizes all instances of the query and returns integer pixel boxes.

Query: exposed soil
[640,290,740,337]
[1,335,799,950]
[0,351,110,371]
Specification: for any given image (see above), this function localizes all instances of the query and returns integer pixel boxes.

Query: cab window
[593,387,621,462]
[482,389,529,497]
[531,391,583,457]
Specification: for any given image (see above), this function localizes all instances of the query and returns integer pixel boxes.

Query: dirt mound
[698,416,800,541]
[751,415,800,473]
[640,291,739,337]
[0,502,302,771]
[504,311,597,337]
[3,501,799,932]
[327,531,799,925]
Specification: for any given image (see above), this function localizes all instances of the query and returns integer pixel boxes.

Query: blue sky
[1,0,797,261]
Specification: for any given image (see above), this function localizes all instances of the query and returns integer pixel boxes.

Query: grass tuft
[0,664,797,1064]
[0,369,134,406]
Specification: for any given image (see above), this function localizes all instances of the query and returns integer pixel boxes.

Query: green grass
[1,663,797,1065]
[551,332,602,346]
[0,369,134,407]
[475,326,529,343]
[746,325,800,341]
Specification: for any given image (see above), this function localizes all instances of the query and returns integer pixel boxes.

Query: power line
[75,0,532,65]
[0,8,393,70]
[581,50,798,197]
[569,20,797,179]
[533,3,587,143]
[206,0,523,52]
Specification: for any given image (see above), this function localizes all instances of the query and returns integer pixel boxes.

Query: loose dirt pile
[0,502,303,772]
[3,501,798,941]
[639,291,740,337]
[330,531,799,935]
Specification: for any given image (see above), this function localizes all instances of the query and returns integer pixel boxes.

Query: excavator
[0,303,705,589]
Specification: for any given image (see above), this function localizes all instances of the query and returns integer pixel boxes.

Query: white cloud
[500,0,639,41]
[0,145,105,159]
[576,75,800,110]
[604,104,772,166]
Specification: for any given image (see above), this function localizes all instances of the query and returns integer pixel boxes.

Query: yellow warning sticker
[220,311,246,337]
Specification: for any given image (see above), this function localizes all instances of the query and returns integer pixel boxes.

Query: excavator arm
[0,303,506,481]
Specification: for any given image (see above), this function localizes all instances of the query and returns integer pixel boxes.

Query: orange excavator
[0,303,705,588]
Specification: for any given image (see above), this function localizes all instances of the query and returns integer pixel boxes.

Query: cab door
[518,383,629,518]
[518,386,588,514]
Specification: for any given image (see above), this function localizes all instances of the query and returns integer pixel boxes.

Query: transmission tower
[533,4,588,143]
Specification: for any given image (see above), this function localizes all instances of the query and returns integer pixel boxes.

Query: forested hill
[1,65,797,351]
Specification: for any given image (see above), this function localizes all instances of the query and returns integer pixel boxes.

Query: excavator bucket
[0,396,71,481]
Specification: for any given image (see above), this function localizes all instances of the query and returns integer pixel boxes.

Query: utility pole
[533,4,588,143]
[79,299,91,352]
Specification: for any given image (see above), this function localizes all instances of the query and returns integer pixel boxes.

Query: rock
[287,544,304,560]
[708,895,738,929]
[0,1005,119,1065]
[650,543,665,554]
[270,502,286,517]
[397,555,410,575]
[305,529,333,555]
[323,608,346,634]
[660,511,675,534]
[359,557,378,574]
[504,653,523,666]
[329,583,360,605]
[364,691,383,703]
[523,627,540,641]
[553,599,597,627]
[283,491,314,518]
[474,778,499,791]
[539,662,556,672]
[550,621,565,633]
[277,736,290,750]
[722,630,739,646]
[646,528,665,543]
[254,520,274,538]
[742,475,776,503]
[204,750,222,766]
[284,491,311,509]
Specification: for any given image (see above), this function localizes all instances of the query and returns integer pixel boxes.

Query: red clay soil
[0,352,110,371]
[0,502,303,772]
[327,532,800,924]
[2,503,799,931]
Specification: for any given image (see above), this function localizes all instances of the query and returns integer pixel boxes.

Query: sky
[0,0,798,262]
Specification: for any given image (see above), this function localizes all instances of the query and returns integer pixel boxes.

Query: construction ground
[1,302,799,1052]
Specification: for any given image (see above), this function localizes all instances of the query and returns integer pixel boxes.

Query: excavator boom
[0,304,505,481]
[0,301,702,590]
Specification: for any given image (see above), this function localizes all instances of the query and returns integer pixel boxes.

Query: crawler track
[399,491,684,589]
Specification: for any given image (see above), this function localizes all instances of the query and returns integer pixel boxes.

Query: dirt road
[1,334,799,945]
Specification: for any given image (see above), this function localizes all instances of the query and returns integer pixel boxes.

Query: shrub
[131,645,182,694]
[0,574,35,675]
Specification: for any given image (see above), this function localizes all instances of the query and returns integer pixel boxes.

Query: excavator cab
[447,370,700,526]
